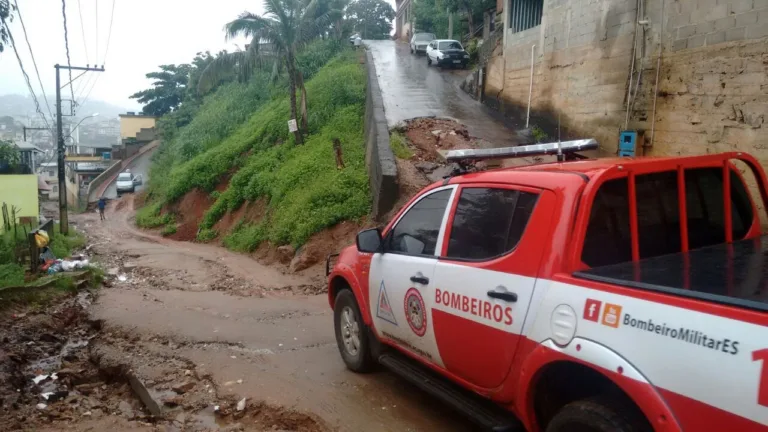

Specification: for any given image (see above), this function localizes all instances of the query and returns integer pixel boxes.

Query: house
[394,0,414,41]
[482,0,768,157]
[119,112,157,144]
[15,141,43,172]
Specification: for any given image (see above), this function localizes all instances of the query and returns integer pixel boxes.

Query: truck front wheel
[546,396,649,432]
[334,289,374,372]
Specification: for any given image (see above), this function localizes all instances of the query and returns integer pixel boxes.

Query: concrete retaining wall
[88,140,160,203]
[364,50,399,220]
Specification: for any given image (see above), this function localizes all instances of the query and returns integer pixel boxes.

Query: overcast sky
[1,0,397,114]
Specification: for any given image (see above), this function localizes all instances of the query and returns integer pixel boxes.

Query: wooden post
[333,138,345,169]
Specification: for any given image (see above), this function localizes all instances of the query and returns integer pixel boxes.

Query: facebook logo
[583,299,602,322]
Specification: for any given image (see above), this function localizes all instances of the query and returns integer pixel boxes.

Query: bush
[0,263,24,288]
[48,224,86,259]
[390,132,413,159]
[161,224,177,236]
[136,202,173,228]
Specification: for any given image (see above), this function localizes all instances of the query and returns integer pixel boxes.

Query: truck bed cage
[445,139,599,163]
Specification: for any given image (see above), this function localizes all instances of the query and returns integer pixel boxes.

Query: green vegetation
[140,50,369,251]
[390,132,414,159]
[0,263,24,288]
[531,125,549,143]
[161,224,178,236]
[0,223,86,289]
[135,202,174,228]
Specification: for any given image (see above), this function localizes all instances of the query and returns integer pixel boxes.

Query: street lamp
[69,113,99,135]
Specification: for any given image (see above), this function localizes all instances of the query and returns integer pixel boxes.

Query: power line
[61,0,76,110]
[102,0,116,64]
[79,0,115,111]
[76,0,89,64]
[13,0,54,122]
[0,14,52,132]
[95,0,99,64]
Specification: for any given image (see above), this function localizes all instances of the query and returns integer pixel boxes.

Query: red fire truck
[326,140,768,432]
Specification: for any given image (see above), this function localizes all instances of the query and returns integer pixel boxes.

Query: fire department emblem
[404,288,427,337]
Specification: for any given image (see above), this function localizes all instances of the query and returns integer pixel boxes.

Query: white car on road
[116,171,142,194]
[426,39,470,68]
[410,32,436,55]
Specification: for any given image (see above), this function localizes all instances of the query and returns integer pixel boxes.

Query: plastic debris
[118,274,128,282]
[36,403,47,410]
[236,398,246,411]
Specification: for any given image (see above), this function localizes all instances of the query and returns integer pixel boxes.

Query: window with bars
[509,0,543,33]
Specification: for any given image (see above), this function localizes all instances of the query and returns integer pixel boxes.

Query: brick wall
[486,0,767,160]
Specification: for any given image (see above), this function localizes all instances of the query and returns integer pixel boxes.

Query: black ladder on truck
[378,353,525,432]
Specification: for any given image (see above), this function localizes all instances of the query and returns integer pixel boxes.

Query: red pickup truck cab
[327,145,768,432]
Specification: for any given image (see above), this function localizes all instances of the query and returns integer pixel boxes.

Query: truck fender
[516,338,681,432]
[328,265,372,326]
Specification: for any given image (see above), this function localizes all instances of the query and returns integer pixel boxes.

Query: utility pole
[55,64,105,235]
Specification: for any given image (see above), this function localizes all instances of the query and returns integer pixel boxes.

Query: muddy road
[67,195,475,431]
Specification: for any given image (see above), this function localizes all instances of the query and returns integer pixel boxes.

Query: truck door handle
[487,290,517,302]
[410,274,430,285]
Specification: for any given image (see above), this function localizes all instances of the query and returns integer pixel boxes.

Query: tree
[198,0,340,145]
[345,0,394,40]
[129,64,193,116]
[0,0,15,53]
[0,139,19,165]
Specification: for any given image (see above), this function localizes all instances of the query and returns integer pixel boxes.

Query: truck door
[368,186,456,364]
[430,185,555,389]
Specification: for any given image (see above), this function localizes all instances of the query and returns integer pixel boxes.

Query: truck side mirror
[356,228,382,253]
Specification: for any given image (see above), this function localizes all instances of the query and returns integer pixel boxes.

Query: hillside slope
[137,49,370,260]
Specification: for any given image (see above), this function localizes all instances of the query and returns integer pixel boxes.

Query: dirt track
[70,195,474,431]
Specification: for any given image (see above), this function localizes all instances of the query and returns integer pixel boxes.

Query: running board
[378,353,524,432]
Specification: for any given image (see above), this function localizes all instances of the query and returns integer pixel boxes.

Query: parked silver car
[115,171,142,193]
[410,32,436,55]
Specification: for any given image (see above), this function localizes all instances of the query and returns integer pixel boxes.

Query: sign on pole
[288,119,298,133]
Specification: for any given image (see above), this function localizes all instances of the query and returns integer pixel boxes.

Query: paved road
[101,147,155,200]
[366,40,521,147]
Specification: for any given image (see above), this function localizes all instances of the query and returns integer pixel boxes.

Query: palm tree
[198,0,339,144]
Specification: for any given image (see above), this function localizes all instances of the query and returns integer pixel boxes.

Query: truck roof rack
[445,138,599,163]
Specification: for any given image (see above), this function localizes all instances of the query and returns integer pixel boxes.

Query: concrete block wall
[487,0,638,149]
[486,0,767,160]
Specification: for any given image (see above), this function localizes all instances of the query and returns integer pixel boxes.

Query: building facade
[119,113,157,141]
[395,0,414,41]
[485,0,768,163]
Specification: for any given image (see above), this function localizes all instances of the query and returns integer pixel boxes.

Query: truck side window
[387,189,452,256]
[445,188,538,260]
[582,168,754,267]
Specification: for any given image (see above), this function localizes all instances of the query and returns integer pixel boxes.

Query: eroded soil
[1,196,475,432]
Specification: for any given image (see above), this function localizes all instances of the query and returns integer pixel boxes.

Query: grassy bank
[139,48,370,251]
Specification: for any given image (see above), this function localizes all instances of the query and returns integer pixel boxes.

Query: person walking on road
[97,198,106,221]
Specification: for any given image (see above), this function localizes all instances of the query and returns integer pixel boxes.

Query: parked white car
[426,39,470,68]
[410,32,436,54]
[115,171,142,193]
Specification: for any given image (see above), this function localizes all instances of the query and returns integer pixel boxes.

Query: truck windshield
[414,33,435,41]
[581,167,754,268]
[117,173,132,181]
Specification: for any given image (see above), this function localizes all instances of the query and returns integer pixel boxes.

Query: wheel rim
[340,306,360,357]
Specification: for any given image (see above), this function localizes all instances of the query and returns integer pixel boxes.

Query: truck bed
[574,235,768,313]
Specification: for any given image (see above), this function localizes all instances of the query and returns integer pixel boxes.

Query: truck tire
[546,396,649,432]
[334,289,374,373]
